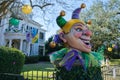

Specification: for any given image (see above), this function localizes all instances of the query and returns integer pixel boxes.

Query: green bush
[0,47,25,74]
[39,56,50,61]
[0,73,24,80]
[25,55,39,64]
[25,55,50,64]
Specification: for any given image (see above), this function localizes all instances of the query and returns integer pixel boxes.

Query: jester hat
[56,3,86,33]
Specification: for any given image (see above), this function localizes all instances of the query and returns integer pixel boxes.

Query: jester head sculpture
[51,3,92,53]
[49,4,104,80]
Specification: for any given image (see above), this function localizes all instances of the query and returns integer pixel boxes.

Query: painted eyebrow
[74,24,89,30]
[74,24,83,26]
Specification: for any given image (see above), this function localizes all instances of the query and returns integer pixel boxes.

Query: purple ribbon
[53,34,63,43]
[60,49,85,71]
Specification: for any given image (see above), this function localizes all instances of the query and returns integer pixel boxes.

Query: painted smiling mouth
[80,38,91,46]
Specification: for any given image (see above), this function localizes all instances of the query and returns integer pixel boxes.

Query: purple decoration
[53,34,63,43]
[114,45,118,49]
[26,32,30,42]
[61,49,85,71]
[72,8,81,19]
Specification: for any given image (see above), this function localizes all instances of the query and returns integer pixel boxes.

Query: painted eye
[75,28,82,32]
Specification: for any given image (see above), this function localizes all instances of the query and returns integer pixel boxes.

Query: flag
[31,28,38,43]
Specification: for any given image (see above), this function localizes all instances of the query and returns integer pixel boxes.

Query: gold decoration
[49,41,56,48]
[81,3,86,8]
[60,10,65,16]
[112,44,115,48]
[108,47,112,52]
[22,5,32,14]
[87,20,92,25]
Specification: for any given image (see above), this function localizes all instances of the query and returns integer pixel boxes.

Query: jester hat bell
[56,3,86,33]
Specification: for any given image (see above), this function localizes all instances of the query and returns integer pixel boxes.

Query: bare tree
[0,0,54,19]
[0,0,86,20]
[0,0,14,18]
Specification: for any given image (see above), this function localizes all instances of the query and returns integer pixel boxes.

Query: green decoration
[9,18,19,26]
[56,15,67,28]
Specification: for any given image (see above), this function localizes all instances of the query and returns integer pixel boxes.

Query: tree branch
[30,0,32,7]
[32,3,54,9]
[116,12,120,14]
[0,0,14,18]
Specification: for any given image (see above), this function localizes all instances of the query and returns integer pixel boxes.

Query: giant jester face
[64,22,92,53]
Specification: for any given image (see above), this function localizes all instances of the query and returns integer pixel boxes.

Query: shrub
[39,56,50,61]
[0,73,24,80]
[0,47,25,74]
[25,55,39,64]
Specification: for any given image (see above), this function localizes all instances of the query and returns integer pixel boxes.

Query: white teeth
[83,41,90,43]
[80,38,91,41]
[80,38,91,45]
[81,39,90,45]
[81,40,90,43]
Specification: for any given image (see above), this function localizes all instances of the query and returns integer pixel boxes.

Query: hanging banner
[31,28,38,43]
[26,32,31,42]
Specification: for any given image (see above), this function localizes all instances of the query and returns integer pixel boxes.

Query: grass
[21,62,55,80]
[21,71,55,80]
[110,59,120,66]
[22,62,54,72]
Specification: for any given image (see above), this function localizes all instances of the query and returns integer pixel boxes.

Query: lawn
[22,59,120,72]
[22,62,54,72]
[110,59,120,66]
[21,62,55,80]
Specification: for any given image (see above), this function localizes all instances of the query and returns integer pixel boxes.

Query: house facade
[0,14,46,56]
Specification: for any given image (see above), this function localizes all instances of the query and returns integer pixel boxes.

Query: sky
[41,0,94,41]
[22,0,94,41]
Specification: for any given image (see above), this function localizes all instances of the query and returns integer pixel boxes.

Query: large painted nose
[82,30,92,36]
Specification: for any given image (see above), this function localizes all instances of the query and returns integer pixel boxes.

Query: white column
[0,23,5,46]
[20,39,23,51]
[9,39,12,47]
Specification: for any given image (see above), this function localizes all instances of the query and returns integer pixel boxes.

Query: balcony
[4,27,26,40]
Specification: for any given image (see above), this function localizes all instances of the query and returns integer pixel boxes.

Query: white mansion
[0,13,46,56]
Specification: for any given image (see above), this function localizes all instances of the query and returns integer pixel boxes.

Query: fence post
[113,68,116,78]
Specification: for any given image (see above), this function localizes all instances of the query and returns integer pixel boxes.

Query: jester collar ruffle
[49,48,104,71]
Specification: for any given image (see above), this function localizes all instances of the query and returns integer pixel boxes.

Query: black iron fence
[0,66,120,80]
[21,70,56,80]
[21,66,120,80]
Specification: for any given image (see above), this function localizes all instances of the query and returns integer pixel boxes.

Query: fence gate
[101,66,120,80]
